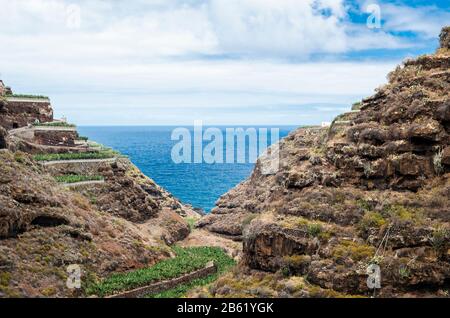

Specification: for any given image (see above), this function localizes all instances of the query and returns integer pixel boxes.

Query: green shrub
[185,217,197,231]
[332,241,375,262]
[398,266,411,279]
[383,205,423,223]
[358,211,386,232]
[356,199,372,211]
[433,149,444,175]
[77,136,89,141]
[307,223,323,238]
[431,227,449,253]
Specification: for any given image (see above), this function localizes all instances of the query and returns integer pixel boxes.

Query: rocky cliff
[0,90,199,298]
[199,27,450,297]
[0,149,201,297]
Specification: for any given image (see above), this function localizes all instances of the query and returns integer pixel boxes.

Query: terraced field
[87,246,236,298]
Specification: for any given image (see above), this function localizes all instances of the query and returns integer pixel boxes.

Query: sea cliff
[196,27,450,298]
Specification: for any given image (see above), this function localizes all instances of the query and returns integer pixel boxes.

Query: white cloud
[0,0,416,63]
[208,0,349,57]
[1,58,395,124]
[381,3,450,39]
[0,0,444,125]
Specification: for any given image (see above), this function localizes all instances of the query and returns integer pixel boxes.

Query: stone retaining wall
[34,130,78,147]
[107,261,217,298]
[42,158,121,176]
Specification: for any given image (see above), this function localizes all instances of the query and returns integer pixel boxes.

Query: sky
[0,0,448,126]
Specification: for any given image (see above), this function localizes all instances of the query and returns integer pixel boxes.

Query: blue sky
[0,0,448,125]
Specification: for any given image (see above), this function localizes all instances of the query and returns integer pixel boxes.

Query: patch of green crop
[148,273,219,298]
[86,246,235,297]
[33,150,121,162]
[34,122,76,128]
[55,175,104,184]
[6,94,49,99]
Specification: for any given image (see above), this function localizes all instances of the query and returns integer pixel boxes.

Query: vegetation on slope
[6,94,49,99]
[34,122,76,128]
[33,149,120,161]
[55,174,104,184]
[87,246,235,297]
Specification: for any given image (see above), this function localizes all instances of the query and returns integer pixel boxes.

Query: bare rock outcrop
[0,126,6,149]
[440,26,450,49]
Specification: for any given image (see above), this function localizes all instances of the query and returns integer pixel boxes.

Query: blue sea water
[78,126,296,213]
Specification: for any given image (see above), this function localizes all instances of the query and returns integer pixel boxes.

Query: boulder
[408,119,442,141]
[436,101,450,122]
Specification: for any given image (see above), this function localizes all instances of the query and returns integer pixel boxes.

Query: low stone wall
[42,158,121,176]
[64,180,105,188]
[107,261,217,298]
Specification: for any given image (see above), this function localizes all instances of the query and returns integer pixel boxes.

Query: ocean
[78,126,296,213]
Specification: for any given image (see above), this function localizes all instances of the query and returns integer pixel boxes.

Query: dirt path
[179,228,242,260]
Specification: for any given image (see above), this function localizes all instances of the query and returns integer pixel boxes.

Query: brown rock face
[0,126,6,149]
[442,146,450,166]
[0,99,53,130]
[34,130,78,147]
[440,26,450,49]
[202,27,450,297]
